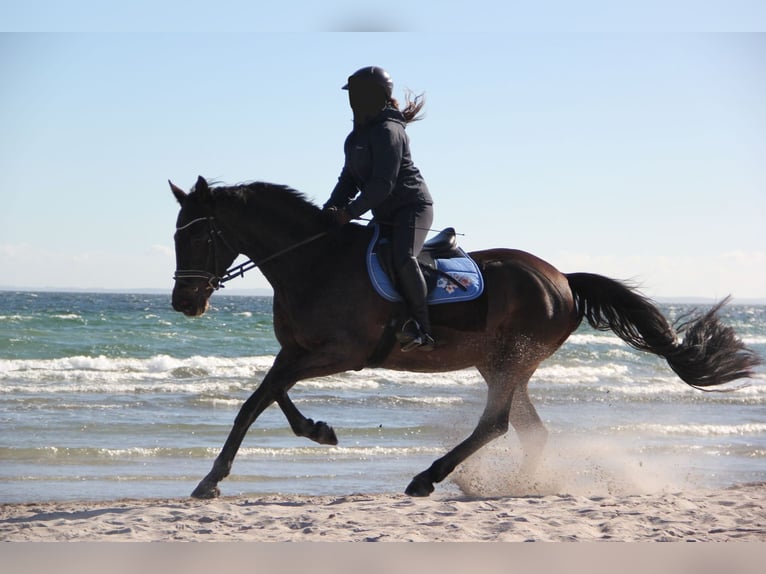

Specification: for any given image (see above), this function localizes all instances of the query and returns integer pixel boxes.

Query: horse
[169,176,761,499]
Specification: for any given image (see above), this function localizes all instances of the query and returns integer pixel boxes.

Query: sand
[2,482,764,542]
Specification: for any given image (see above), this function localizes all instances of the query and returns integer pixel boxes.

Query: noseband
[173,216,327,290]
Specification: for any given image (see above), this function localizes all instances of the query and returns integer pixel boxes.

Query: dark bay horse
[170,176,761,499]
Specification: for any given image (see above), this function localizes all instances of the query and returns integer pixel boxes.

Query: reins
[217,231,328,285]
[173,217,327,290]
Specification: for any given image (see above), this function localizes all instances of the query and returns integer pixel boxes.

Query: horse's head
[170,176,238,316]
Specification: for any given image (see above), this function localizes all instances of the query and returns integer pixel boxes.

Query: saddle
[366,224,484,305]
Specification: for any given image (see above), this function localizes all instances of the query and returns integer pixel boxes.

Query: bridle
[173,216,327,290]
[172,217,236,290]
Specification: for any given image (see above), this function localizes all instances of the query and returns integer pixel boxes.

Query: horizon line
[2,286,765,305]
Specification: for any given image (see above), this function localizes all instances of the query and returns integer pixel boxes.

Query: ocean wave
[565,333,625,346]
[385,395,464,405]
[363,368,483,387]
[0,354,402,394]
[237,445,445,458]
[0,354,485,393]
[51,313,83,321]
[1,352,761,398]
[0,314,32,322]
[0,445,212,461]
[297,378,381,391]
[636,443,766,459]
[615,422,766,436]
[0,354,273,374]
[0,355,272,393]
[535,363,631,384]
[0,444,443,461]
[566,331,766,349]
[610,379,766,397]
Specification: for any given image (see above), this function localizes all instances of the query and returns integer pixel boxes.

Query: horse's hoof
[305,419,338,445]
[405,475,434,497]
[191,482,220,499]
[312,421,338,445]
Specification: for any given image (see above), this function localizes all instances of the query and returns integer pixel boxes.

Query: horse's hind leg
[277,392,338,445]
[509,382,548,476]
[405,366,534,497]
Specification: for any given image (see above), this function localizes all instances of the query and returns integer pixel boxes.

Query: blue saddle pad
[366,224,484,305]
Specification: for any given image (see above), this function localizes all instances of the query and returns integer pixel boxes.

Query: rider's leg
[391,203,435,351]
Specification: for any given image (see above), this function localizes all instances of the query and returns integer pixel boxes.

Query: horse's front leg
[192,349,306,499]
[192,347,357,499]
[191,377,281,499]
[277,392,338,445]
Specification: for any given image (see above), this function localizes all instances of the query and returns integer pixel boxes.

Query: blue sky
[1,8,765,299]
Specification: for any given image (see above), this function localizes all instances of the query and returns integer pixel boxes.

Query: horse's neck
[246,219,369,294]
[223,204,329,288]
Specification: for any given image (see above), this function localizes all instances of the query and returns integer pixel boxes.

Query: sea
[1,291,764,503]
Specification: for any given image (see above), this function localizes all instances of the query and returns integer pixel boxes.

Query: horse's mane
[191,179,358,244]
[207,180,323,220]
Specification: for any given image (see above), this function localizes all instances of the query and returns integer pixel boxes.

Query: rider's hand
[323,206,352,226]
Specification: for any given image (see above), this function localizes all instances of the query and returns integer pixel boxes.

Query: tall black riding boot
[395,257,435,352]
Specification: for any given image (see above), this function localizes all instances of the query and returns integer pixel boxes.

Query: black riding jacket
[324,107,432,221]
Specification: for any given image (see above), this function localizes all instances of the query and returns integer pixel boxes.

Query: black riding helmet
[342,66,394,99]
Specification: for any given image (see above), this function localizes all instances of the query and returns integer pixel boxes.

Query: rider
[323,66,435,352]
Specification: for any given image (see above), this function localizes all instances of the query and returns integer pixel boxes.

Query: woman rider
[323,66,435,352]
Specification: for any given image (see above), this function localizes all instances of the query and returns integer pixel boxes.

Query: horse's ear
[169,180,187,204]
[195,175,213,204]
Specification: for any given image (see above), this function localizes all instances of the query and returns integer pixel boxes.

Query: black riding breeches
[387,202,434,269]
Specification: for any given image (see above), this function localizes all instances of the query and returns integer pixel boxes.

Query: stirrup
[415,332,435,352]
[397,319,435,352]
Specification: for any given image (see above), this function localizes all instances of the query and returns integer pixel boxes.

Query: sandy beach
[2,482,764,542]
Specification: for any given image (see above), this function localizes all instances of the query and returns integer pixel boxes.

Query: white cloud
[149,244,174,257]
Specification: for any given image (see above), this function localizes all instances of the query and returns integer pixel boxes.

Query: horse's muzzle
[172,283,211,317]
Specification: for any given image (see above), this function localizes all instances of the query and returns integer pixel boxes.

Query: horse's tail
[566,272,761,389]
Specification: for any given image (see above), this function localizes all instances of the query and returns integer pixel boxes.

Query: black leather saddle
[421,227,460,260]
